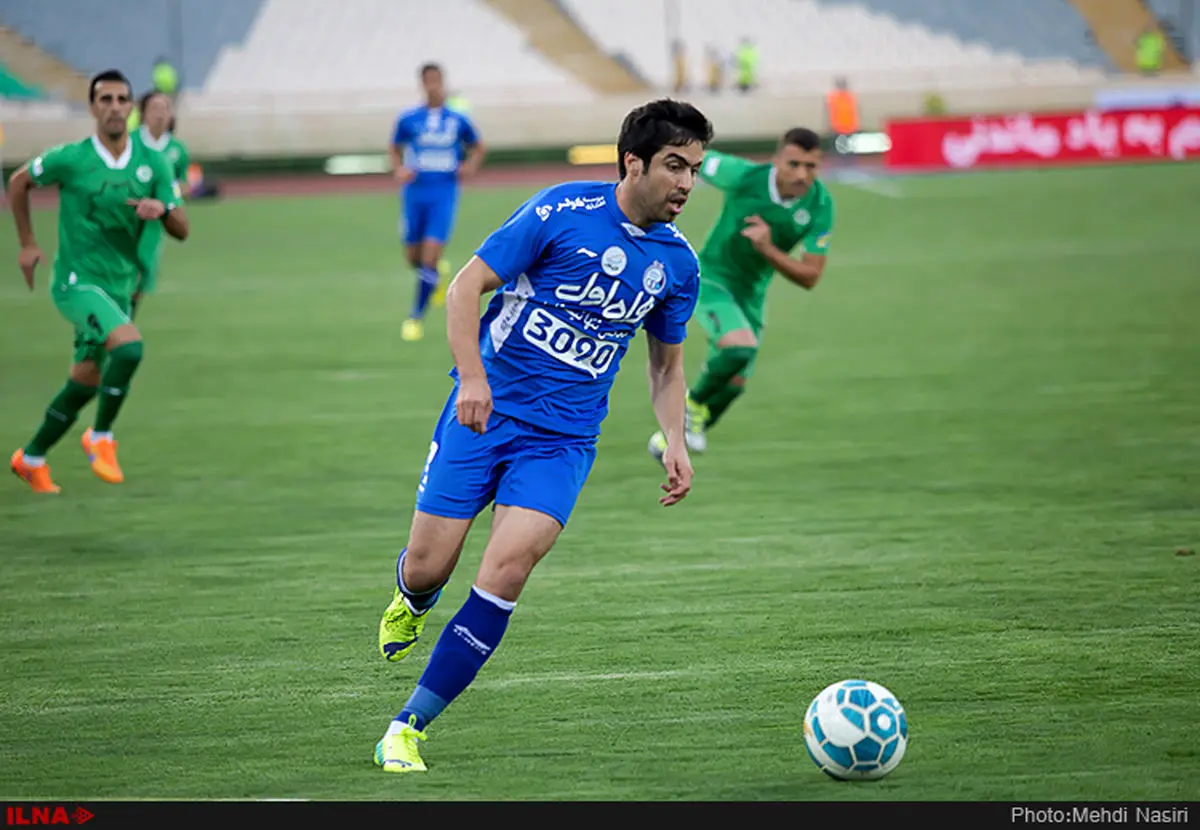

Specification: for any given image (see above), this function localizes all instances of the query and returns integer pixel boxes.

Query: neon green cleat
[401,318,424,342]
[374,715,428,773]
[379,587,432,662]
[432,259,451,308]
[685,396,709,453]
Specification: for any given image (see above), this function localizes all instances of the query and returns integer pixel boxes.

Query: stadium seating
[1,0,1155,109]
[560,0,1112,91]
[198,0,595,107]
[0,0,263,93]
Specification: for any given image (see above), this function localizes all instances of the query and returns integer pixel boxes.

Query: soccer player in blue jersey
[373,99,714,773]
[390,62,487,343]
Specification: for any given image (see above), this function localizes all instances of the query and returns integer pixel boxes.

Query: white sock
[23,455,46,468]
[91,431,113,441]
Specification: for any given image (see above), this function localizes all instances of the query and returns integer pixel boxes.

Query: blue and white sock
[396,585,515,731]
[410,265,439,320]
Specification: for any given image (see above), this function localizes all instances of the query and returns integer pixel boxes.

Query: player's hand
[659,437,693,506]
[456,375,493,435]
[458,161,480,181]
[741,215,772,250]
[18,244,43,290]
[394,166,416,185]
[126,198,166,220]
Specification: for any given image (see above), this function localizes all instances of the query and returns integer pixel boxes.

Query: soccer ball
[803,679,908,780]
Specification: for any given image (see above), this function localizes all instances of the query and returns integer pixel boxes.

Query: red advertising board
[885,107,1200,170]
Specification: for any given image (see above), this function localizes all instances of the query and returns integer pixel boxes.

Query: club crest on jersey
[601,246,627,276]
[642,261,667,296]
[793,208,810,225]
[136,165,153,183]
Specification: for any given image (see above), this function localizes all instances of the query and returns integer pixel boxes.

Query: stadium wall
[3,72,1198,175]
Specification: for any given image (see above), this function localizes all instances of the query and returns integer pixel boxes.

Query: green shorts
[52,281,133,365]
[136,220,165,294]
[695,279,765,379]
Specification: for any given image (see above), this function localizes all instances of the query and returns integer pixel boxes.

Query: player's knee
[719,345,757,376]
[111,340,144,368]
[475,555,535,602]
[716,329,758,349]
[403,541,457,590]
[69,361,102,387]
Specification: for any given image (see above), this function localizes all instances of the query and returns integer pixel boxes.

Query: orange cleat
[81,428,124,484]
[10,449,61,494]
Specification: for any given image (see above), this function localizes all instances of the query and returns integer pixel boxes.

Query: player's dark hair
[617,98,714,179]
[781,127,821,152]
[420,63,442,79]
[139,89,170,116]
[89,69,131,103]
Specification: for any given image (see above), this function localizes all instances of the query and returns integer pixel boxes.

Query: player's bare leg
[81,322,144,484]
[379,510,474,661]
[473,505,563,601]
[377,505,561,772]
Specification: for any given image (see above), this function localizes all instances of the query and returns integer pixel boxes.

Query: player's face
[91,81,133,139]
[774,144,821,198]
[144,94,173,134]
[629,141,705,223]
[422,69,446,106]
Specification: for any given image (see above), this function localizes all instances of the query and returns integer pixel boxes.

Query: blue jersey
[391,105,480,190]
[462,181,701,438]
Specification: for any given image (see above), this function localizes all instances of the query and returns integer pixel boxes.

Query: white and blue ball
[803,679,908,780]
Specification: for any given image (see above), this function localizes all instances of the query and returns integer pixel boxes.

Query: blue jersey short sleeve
[643,234,700,345]
[456,181,702,438]
[474,188,555,285]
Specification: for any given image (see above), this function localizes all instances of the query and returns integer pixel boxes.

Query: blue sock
[396,547,444,614]
[410,266,438,320]
[397,585,515,731]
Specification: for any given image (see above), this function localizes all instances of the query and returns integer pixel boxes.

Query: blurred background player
[389,63,487,342]
[649,127,834,461]
[8,69,189,493]
[131,90,191,320]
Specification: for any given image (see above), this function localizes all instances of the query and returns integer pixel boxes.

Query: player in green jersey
[9,69,190,494]
[648,127,834,462]
[131,90,191,319]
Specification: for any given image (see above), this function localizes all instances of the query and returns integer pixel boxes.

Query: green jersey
[696,150,834,297]
[132,125,190,190]
[29,135,182,299]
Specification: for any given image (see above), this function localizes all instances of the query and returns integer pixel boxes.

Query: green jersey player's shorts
[695,274,765,380]
[52,276,133,365]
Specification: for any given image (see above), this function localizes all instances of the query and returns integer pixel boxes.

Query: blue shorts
[415,390,598,528]
[401,186,458,246]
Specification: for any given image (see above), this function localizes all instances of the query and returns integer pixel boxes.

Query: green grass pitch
[1,162,1198,801]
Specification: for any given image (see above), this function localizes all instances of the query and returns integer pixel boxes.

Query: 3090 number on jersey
[522,308,618,377]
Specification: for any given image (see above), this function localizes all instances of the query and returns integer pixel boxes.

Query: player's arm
[741,214,832,291]
[697,150,754,192]
[144,156,189,241]
[388,117,414,184]
[8,147,66,289]
[448,189,554,434]
[644,262,700,506]
[176,144,193,199]
[646,332,687,450]
[459,116,486,178]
